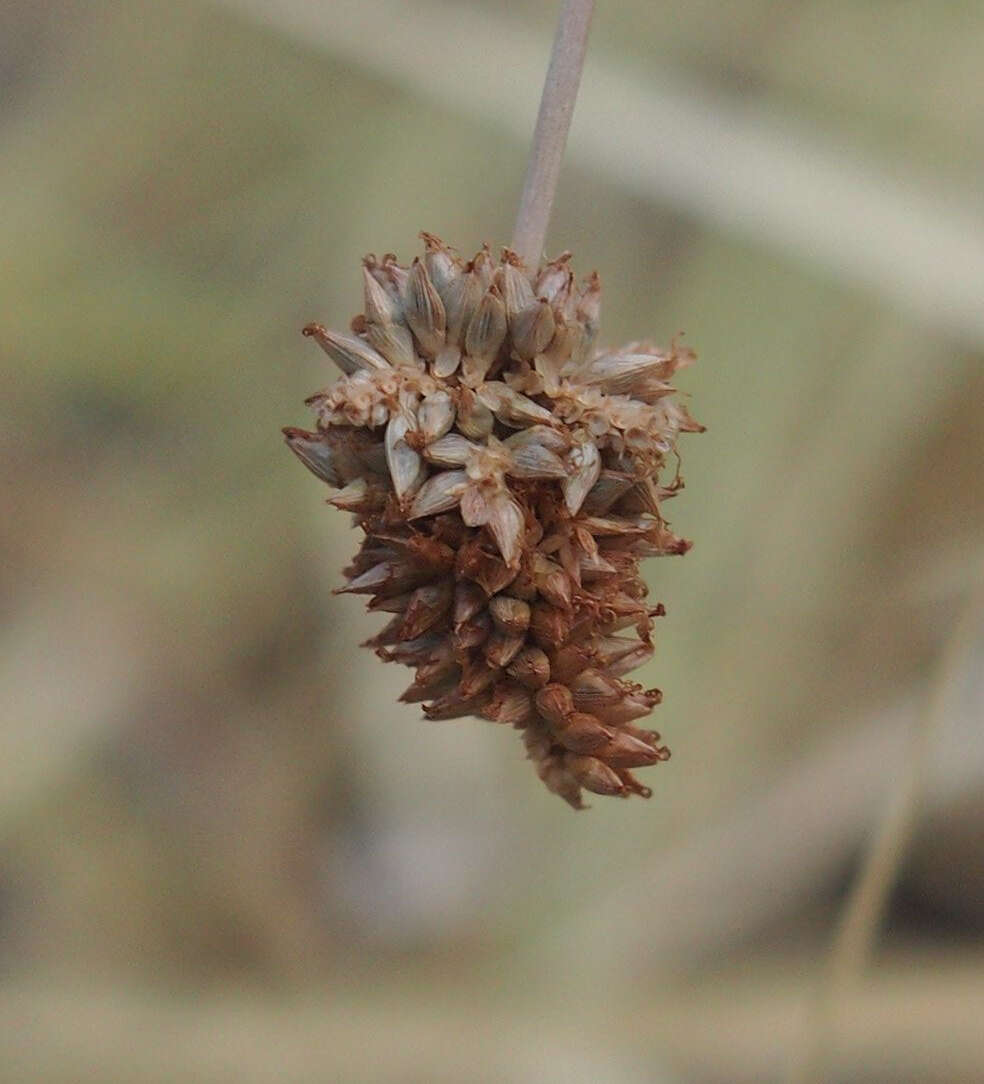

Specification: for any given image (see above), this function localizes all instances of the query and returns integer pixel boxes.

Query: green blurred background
[2,1,982,1081]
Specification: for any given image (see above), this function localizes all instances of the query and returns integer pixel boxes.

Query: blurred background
[2,1,983,1080]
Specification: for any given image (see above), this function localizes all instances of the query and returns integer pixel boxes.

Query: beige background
[1,1,982,1080]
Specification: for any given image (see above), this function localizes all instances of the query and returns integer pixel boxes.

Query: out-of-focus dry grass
[1,1,982,1081]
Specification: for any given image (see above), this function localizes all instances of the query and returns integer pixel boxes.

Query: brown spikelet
[284,235,702,808]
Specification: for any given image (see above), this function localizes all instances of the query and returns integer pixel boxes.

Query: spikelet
[285,235,703,808]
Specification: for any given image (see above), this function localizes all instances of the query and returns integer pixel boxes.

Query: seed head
[284,235,702,808]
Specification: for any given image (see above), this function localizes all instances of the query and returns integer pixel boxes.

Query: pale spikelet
[284,235,702,808]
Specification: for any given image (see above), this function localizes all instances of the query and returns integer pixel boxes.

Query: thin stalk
[788,566,984,1084]
[511,0,594,270]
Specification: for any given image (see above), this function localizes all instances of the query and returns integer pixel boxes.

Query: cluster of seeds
[284,234,701,807]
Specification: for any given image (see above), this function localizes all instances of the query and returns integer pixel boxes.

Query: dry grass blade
[639,955,984,1084]
[788,564,984,1084]
[524,702,914,978]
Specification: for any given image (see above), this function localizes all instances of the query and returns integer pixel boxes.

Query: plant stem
[511,0,594,270]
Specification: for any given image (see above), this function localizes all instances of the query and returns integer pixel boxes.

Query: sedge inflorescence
[284,234,702,808]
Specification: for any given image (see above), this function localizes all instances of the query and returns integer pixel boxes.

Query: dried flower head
[284,235,702,808]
